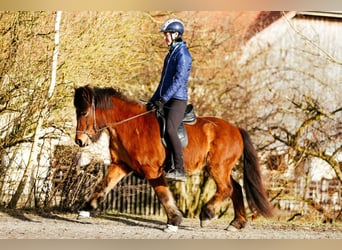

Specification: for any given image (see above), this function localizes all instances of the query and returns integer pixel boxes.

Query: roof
[243,11,296,41]
[297,11,342,19]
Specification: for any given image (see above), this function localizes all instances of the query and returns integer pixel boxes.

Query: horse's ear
[84,84,92,91]
[74,84,92,91]
[74,85,87,96]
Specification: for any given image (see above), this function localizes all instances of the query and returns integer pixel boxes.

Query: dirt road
[0,210,341,239]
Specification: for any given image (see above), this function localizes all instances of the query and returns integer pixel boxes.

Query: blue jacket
[151,42,192,103]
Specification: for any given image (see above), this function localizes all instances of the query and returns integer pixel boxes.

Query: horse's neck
[107,100,145,124]
[105,101,147,146]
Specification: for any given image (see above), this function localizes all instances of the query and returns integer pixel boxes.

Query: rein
[97,109,154,132]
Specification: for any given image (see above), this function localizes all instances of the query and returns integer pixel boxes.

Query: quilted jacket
[151,42,192,103]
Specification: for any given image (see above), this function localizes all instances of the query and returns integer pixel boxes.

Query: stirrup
[164,169,186,182]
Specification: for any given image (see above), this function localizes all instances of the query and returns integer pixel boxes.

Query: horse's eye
[79,111,87,116]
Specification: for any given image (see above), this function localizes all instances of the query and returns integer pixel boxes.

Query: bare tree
[0,12,58,208]
[268,96,341,181]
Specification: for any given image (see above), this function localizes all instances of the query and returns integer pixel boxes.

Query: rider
[147,18,192,182]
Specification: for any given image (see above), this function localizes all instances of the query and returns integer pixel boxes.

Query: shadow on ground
[98,212,167,231]
[0,208,91,225]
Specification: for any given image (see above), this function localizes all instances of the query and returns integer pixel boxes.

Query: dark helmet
[160,19,184,36]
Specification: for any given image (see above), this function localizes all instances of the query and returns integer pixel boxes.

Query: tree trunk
[295,145,342,183]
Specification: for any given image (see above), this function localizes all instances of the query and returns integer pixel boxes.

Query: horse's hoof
[200,219,211,228]
[225,225,239,232]
[163,224,178,233]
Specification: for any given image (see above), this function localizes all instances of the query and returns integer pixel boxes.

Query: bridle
[76,97,154,142]
[76,97,97,142]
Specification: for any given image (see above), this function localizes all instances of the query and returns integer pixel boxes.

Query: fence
[101,174,164,216]
[268,177,341,219]
[49,159,341,219]
[94,173,341,218]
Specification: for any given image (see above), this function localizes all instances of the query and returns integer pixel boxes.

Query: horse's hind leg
[199,186,231,227]
[85,163,130,210]
[199,165,232,227]
[149,177,183,229]
[199,175,247,230]
[227,177,247,230]
[199,158,248,230]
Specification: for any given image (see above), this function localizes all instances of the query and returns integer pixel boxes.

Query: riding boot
[163,152,174,172]
[164,153,186,182]
[174,154,185,174]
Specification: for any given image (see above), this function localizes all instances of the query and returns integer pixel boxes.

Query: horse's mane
[74,85,139,110]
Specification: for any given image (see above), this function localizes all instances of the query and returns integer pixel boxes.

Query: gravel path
[0,210,341,239]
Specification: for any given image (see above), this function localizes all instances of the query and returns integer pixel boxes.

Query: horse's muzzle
[75,138,86,147]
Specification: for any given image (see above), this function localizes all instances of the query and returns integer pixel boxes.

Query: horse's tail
[239,128,273,218]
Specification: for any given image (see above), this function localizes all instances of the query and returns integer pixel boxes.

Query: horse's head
[74,85,99,147]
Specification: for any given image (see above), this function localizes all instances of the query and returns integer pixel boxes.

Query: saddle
[156,104,197,149]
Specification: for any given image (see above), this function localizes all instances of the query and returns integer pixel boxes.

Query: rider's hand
[153,99,164,112]
[146,101,154,111]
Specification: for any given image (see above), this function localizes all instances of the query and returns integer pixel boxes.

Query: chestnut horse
[74,85,273,232]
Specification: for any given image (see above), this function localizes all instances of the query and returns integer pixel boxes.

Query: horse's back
[184,116,243,173]
[186,116,242,142]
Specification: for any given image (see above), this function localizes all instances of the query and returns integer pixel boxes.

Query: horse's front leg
[149,177,183,232]
[86,163,130,210]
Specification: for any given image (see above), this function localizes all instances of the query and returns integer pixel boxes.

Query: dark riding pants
[164,99,187,171]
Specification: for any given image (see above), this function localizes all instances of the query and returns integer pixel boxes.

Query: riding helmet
[160,19,184,36]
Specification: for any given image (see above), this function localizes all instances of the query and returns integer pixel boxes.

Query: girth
[156,104,197,148]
